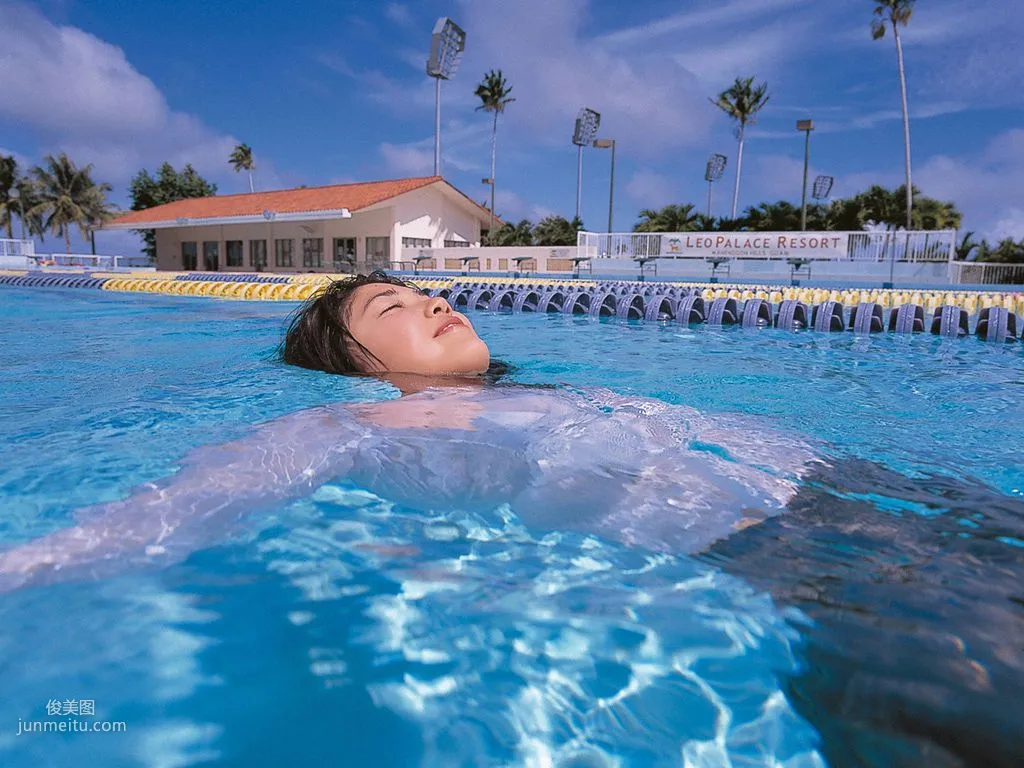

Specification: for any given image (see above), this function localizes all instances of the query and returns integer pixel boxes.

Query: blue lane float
[429,279,1022,343]
[890,303,926,334]
[4,273,1022,344]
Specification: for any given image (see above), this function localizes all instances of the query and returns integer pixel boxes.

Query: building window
[402,237,431,248]
[365,237,390,269]
[181,241,197,270]
[249,240,267,270]
[443,239,470,248]
[302,237,324,268]
[275,238,293,268]
[202,241,219,271]
[225,240,243,267]
[333,238,356,270]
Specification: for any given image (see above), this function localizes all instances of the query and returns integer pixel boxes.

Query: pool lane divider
[2,271,1023,341]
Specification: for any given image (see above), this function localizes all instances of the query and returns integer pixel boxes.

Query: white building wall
[390,186,481,250]
[151,184,485,272]
[154,209,396,272]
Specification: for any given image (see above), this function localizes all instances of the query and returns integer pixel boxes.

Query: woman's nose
[426,296,452,315]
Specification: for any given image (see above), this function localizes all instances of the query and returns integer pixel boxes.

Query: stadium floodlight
[571,107,601,220]
[797,119,815,231]
[812,175,834,200]
[426,17,466,176]
[704,153,728,218]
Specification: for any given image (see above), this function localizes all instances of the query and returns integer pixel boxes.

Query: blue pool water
[1,286,1023,767]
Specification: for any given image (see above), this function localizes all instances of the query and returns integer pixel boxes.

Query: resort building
[104,176,495,273]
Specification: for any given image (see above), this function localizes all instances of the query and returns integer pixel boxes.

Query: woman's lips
[434,317,465,337]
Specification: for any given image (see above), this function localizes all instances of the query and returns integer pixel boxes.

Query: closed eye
[379,303,402,316]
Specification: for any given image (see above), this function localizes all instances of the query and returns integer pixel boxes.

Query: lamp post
[704,153,727,219]
[571,107,600,221]
[426,17,466,177]
[797,119,814,231]
[592,138,615,233]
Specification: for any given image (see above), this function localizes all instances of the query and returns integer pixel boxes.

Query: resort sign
[660,233,849,260]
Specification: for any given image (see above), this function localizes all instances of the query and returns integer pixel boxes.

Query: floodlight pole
[797,119,814,231]
[593,138,615,232]
[707,180,714,220]
[434,78,442,176]
[606,140,615,233]
[575,145,584,221]
[426,17,465,179]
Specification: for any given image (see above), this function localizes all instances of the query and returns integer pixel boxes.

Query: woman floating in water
[0,272,820,588]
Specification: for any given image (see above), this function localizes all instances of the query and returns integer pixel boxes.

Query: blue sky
[1,0,1022,256]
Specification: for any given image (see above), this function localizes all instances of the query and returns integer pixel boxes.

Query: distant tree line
[0,153,115,253]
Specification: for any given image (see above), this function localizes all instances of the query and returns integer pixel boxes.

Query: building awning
[103,208,353,231]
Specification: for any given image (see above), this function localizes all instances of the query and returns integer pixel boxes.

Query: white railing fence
[0,238,35,257]
[577,230,957,264]
[27,253,152,270]
[0,241,151,270]
[948,261,1024,285]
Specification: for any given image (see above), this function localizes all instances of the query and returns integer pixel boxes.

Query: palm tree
[229,143,256,192]
[711,76,770,219]
[912,195,961,230]
[955,231,979,261]
[744,200,801,231]
[872,0,916,230]
[474,70,515,238]
[633,204,701,233]
[13,177,46,241]
[29,153,114,253]
[0,154,17,239]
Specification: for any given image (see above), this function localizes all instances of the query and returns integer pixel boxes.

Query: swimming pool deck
[2,268,1023,338]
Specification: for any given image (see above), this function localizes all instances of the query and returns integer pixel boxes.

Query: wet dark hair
[278,270,511,384]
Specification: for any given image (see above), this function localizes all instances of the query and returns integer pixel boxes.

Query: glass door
[181,241,198,271]
[333,238,356,272]
[364,237,390,271]
[202,241,219,271]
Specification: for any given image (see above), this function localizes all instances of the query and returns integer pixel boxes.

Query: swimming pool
[1,286,1022,767]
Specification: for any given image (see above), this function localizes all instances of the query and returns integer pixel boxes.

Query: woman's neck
[380,371,489,397]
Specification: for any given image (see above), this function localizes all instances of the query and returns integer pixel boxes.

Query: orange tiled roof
[108,176,448,226]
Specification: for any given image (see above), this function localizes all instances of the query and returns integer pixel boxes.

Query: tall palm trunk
[64,226,71,254]
[5,218,12,239]
[731,123,745,219]
[247,171,254,194]
[893,21,913,229]
[489,110,498,237]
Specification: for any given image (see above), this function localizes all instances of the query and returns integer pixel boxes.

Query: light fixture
[704,153,727,218]
[571,107,601,220]
[426,17,466,177]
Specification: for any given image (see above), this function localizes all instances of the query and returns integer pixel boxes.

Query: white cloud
[0,1,255,193]
[595,0,804,47]
[315,52,356,78]
[493,189,556,223]
[379,142,435,176]
[914,129,1024,238]
[991,209,1024,242]
[383,3,414,27]
[450,0,722,155]
[670,17,814,88]
[625,170,679,207]
[379,134,482,177]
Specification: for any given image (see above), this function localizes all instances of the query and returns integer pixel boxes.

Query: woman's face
[345,283,490,376]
